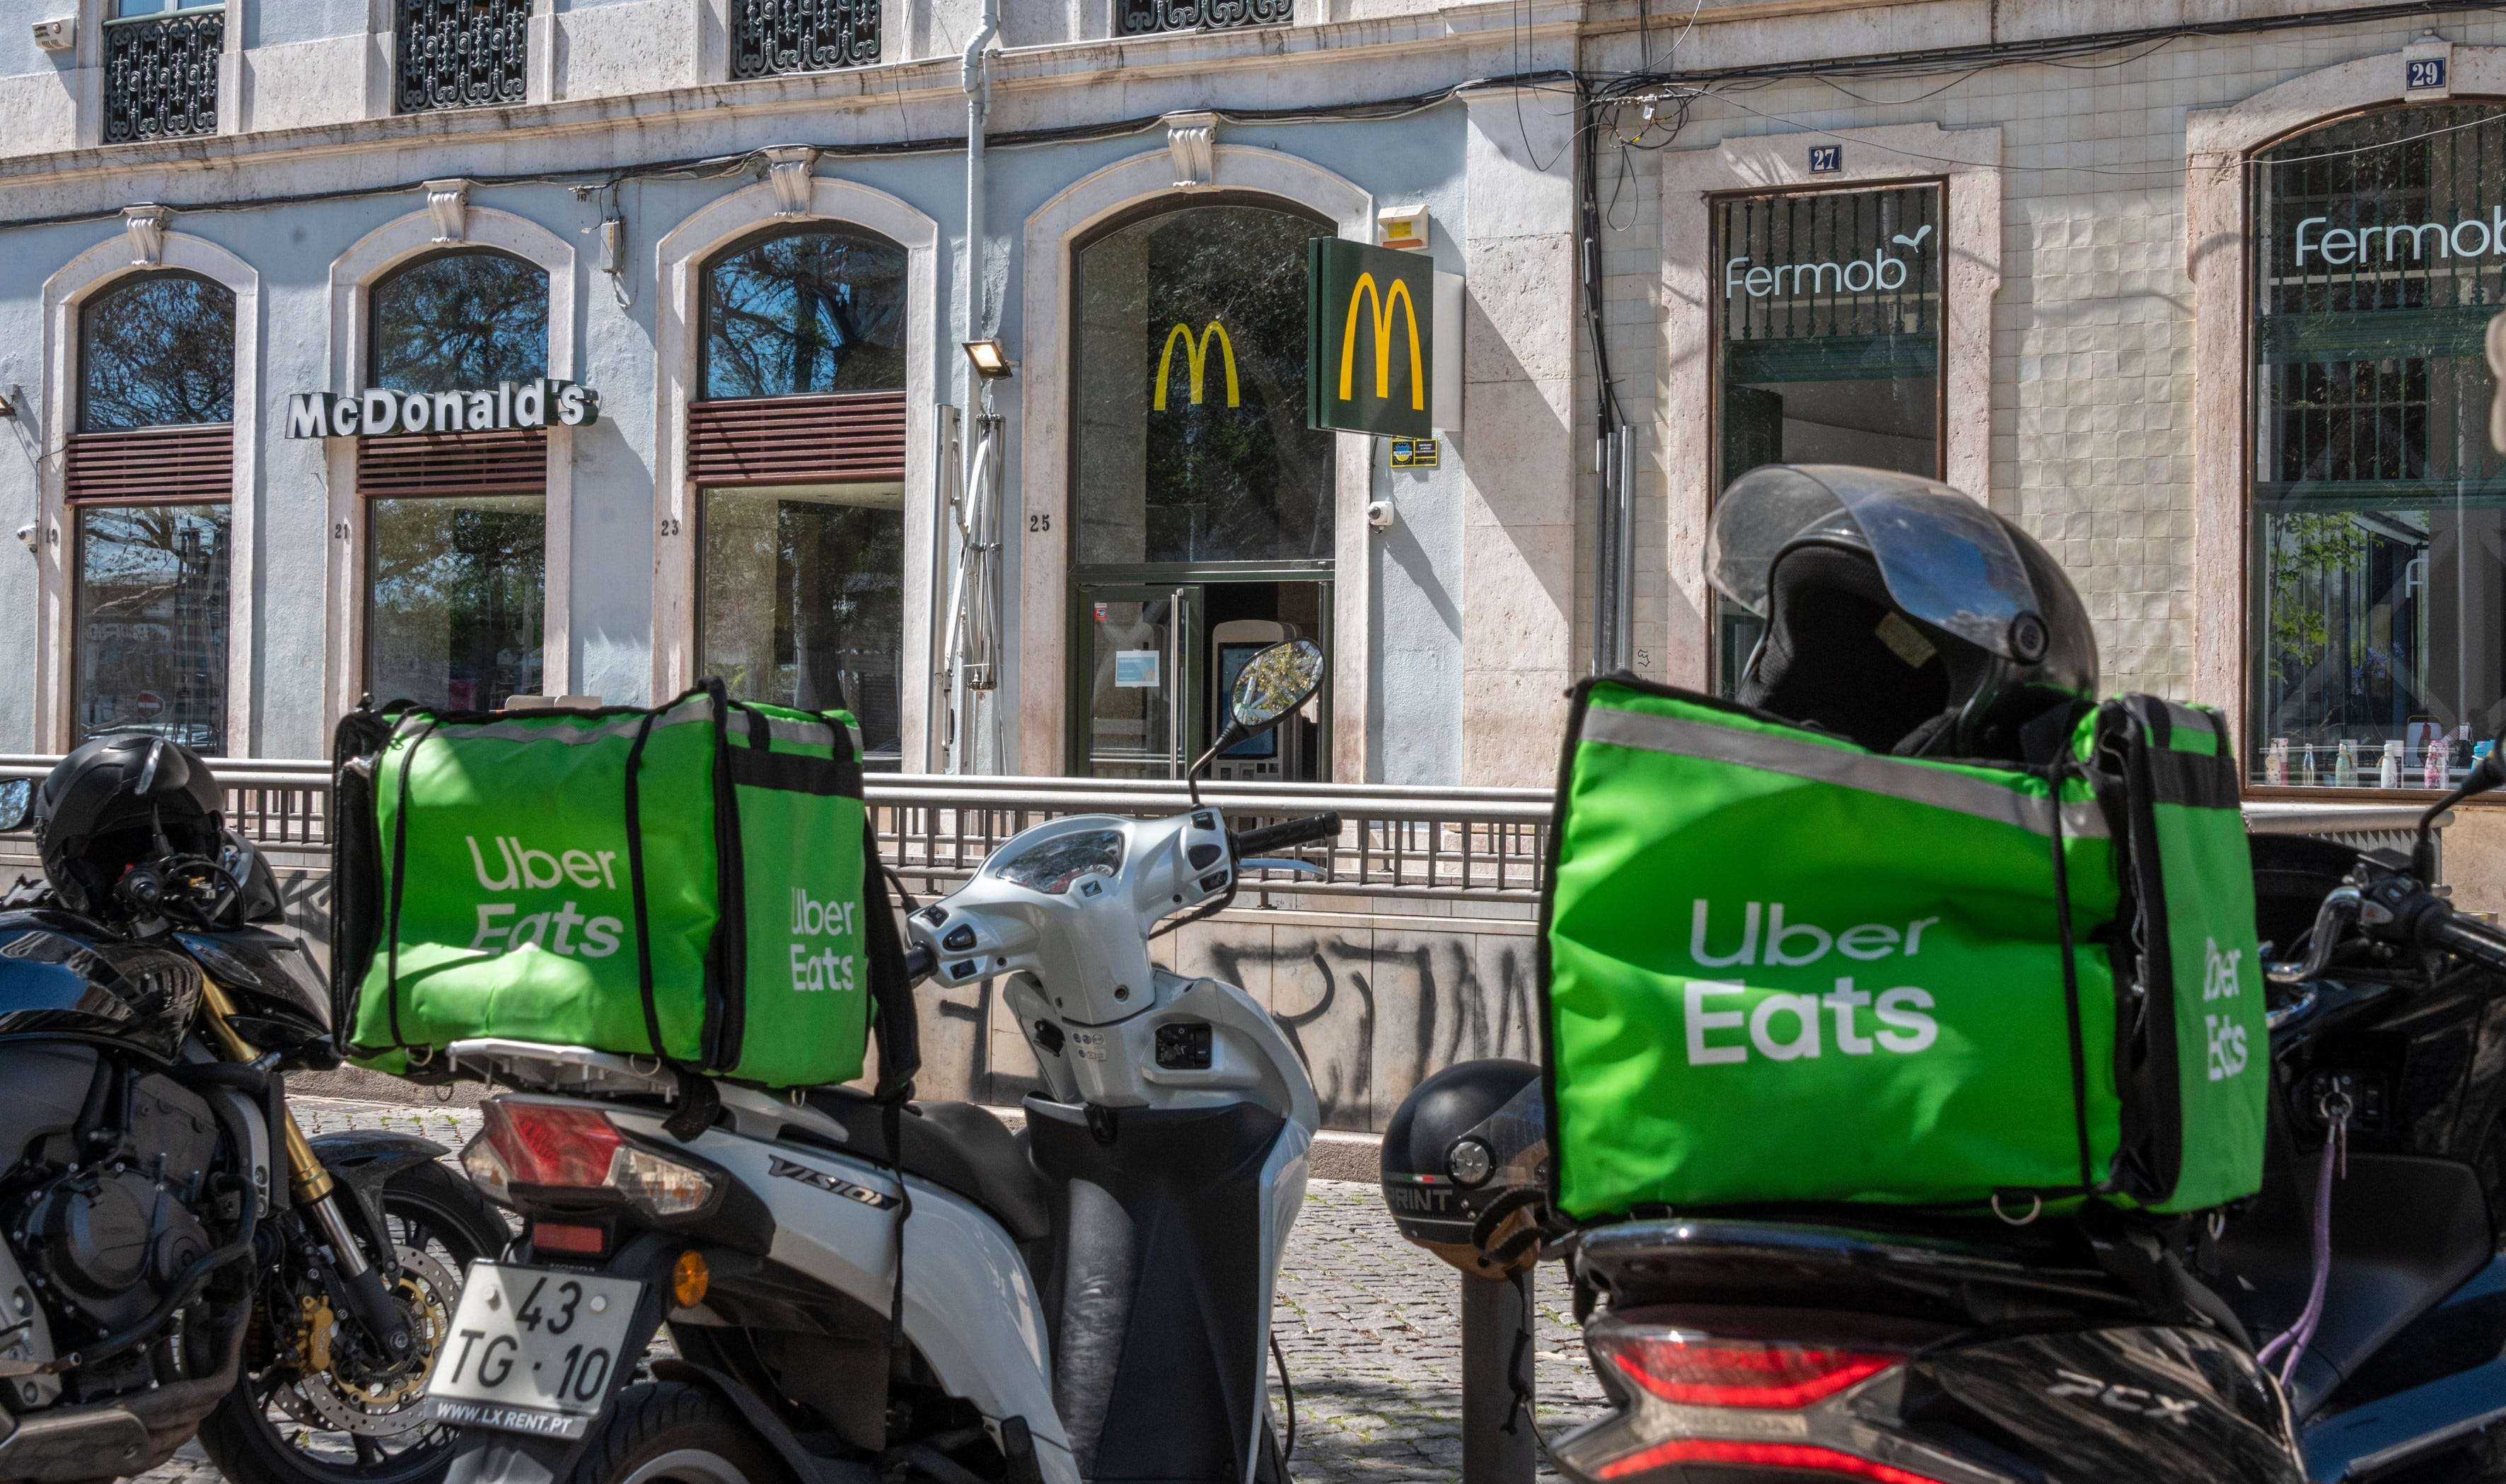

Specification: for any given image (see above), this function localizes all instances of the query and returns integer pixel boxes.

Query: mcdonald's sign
[1152,320,1239,410]
[1306,238,1434,438]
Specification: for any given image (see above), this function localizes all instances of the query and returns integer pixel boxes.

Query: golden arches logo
[1153,321,1240,410]
[1335,272,1425,411]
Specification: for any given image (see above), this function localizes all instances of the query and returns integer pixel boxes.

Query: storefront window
[701,226,907,399]
[700,486,904,765]
[371,250,549,394]
[1710,184,1942,690]
[366,496,545,712]
[72,505,228,745]
[2252,106,2506,789]
[79,272,233,432]
[1072,201,1335,566]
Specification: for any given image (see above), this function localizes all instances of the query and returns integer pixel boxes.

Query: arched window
[700,225,907,398]
[2249,105,2506,789]
[1065,198,1335,781]
[69,271,236,747]
[362,249,554,712]
[371,249,550,393]
[695,226,912,763]
[79,271,233,431]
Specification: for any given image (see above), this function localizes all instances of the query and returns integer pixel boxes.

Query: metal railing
[104,8,224,144]
[2,757,2454,906]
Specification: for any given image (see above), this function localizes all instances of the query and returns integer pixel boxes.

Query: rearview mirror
[1230,639,1325,734]
[0,779,30,835]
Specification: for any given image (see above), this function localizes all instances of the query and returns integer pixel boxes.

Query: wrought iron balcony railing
[1118,0,1291,35]
[103,9,223,145]
[731,0,881,80]
[396,0,529,115]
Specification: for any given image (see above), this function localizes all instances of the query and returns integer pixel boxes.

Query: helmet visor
[1706,464,2044,661]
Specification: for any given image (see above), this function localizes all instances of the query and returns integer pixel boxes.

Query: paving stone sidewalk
[141,1098,1609,1484]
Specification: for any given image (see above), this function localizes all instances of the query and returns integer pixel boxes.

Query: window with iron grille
[396,0,529,115]
[104,1,224,146]
[731,0,881,80]
[1116,0,1291,36]
[2250,105,2506,790]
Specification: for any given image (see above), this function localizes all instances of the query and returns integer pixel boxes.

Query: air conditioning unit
[31,17,74,52]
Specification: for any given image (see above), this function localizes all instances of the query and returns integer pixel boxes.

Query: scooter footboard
[1026,1098,1288,1484]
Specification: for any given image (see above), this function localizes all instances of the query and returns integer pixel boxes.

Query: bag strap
[622,709,667,1060]
[702,680,742,1071]
[2046,755,2098,1195]
[381,714,441,1053]
[862,812,920,1099]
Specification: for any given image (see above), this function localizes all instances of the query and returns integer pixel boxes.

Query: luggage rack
[1577,1216,2141,1327]
[443,1038,859,1147]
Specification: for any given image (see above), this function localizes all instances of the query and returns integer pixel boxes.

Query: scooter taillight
[1596,1332,1898,1409]
[462,1097,717,1218]
[1596,1440,1950,1484]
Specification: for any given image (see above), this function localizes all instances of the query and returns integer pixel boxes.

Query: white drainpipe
[944,0,999,775]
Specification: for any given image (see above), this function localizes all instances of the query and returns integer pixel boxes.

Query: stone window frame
[2185,37,2502,782]
[37,225,261,753]
[320,204,577,729]
[1656,122,2003,692]
[1017,145,1374,779]
[361,0,555,120]
[59,0,245,148]
[651,171,940,762]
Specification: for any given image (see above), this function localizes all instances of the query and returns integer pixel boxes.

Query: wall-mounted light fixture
[962,340,1014,381]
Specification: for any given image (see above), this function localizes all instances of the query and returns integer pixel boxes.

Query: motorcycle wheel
[197,1158,509,1484]
[563,1381,791,1484]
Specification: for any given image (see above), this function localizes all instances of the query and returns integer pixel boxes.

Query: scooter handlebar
[1230,813,1342,860]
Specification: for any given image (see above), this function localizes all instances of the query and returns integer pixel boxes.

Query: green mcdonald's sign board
[1308,237,1434,439]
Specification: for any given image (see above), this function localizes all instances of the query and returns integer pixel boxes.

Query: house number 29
[2408,57,2448,90]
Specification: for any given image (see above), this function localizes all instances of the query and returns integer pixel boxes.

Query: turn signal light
[1594,1329,1897,1409]
[463,1098,718,1219]
[1597,1440,1950,1483]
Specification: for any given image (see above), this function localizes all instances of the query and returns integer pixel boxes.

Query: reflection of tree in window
[371,251,549,395]
[702,228,907,398]
[80,274,234,431]
[1075,203,1335,566]
[74,505,228,745]
[701,490,904,757]
[366,498,545,711]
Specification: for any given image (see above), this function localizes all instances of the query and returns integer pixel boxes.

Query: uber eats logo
[1307,237,1432,439]
[1678,899,1942,1066]
[789,888,859,996]
[2202,936,2250,1082]
[464,835,625,958]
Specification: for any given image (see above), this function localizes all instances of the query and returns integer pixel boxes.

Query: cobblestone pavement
[140,1098,1609,1484]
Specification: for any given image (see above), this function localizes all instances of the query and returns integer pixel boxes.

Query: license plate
[427,1263,644,1439]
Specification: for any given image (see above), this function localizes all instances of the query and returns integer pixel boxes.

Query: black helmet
[34,735,225,917]
[1707,465,2097,762]
[1380,1060,1548,1277]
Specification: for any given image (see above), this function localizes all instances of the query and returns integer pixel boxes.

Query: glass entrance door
[1076,584,1201,779]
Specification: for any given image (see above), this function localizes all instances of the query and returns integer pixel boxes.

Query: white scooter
[429,641,1335,1484]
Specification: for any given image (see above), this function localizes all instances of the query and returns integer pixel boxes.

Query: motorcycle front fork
[198,975,418,1362]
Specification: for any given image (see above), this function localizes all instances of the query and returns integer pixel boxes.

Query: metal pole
[1461,1273,1535,1484]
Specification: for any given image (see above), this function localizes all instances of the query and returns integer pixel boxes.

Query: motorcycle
[425,639,1337,1484]
[0,761,506,1484]
[1518,732,2506,1484]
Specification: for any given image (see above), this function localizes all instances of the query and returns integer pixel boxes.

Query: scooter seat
[799,1090,1052,1245]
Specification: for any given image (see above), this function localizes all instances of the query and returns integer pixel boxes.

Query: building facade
[4,0,2504,888]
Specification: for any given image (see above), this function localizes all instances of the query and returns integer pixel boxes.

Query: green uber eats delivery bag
[1538,677,2268,1224]
[328,682,915,1091]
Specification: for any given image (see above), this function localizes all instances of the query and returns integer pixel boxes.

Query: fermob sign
[284,378,601,438]
[1307,238,1432,439]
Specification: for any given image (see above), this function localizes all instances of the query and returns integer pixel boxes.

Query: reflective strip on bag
[1580,704,2109,840]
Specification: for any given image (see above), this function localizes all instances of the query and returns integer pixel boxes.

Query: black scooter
[1512,738,2506,1484]
[0,770,506,1484]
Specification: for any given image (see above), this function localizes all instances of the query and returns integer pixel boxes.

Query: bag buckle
[1991,1190,2043,1227]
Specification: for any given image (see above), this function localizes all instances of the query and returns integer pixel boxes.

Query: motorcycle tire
[562,1381,792,1484]
[197,1157,509,1484]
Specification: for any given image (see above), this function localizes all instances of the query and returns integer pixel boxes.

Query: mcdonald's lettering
[1153,321,1240,410]
[1336,274,1425,411]
[1307,237,1434,438]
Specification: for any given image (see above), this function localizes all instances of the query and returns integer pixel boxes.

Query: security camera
[14,525,35,552]
[1365,500,1396,532]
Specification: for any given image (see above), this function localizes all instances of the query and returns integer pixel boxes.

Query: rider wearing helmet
[1705,464,2098,764]
[32,734,280,926]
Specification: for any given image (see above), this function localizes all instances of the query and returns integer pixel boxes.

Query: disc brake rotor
[272,1244,458,1439]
